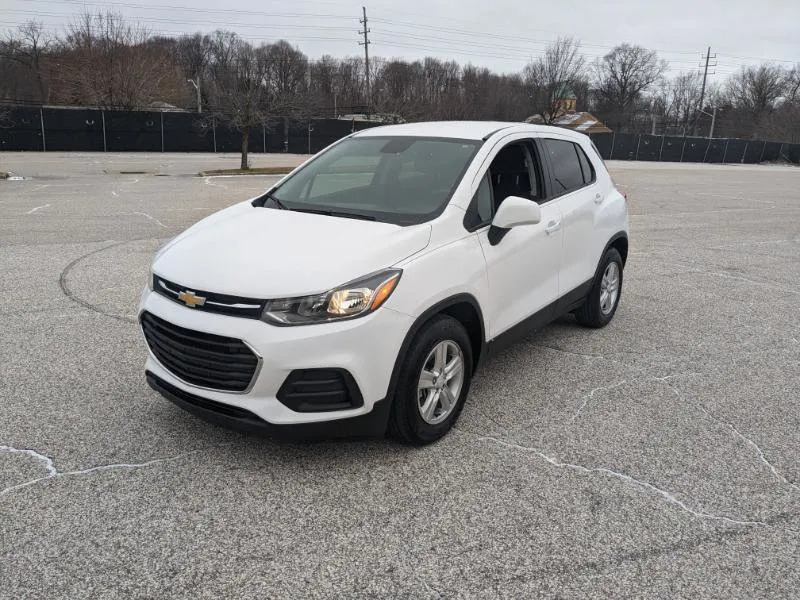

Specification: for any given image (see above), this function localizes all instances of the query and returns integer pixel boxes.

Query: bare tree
[207,32,272,169]
[523,37,585,123]
[725,64,788,115]
[654,71,704,134]
[264,40,308,115]
[0,21,56,103]
[60,12,176,108]
[593,43,668,131]
[787,64,800,103]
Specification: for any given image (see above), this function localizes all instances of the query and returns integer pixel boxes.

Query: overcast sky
[4,0,798,82]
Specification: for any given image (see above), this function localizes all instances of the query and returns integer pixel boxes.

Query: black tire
[388,315,473,445]
[575,247,623,328]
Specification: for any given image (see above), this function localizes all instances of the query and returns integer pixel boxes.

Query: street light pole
[698,106,720,138]
[188,78,202,114]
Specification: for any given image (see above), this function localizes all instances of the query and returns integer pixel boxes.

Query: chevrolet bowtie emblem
[177,290,206,308]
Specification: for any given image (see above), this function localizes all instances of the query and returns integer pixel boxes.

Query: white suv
[139,122,628,444]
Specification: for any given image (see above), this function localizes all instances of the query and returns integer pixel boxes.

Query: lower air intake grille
[140,311,260,392]
[277,369,363,412]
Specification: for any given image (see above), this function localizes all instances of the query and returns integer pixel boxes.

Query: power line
[1,10,793,79]
[21,0,354,21]
[370,16,704,56]
[7,2,797,66]
[0,9,356,31]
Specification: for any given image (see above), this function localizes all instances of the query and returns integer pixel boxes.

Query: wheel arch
[606,231,629,266]
[385,294,486,408]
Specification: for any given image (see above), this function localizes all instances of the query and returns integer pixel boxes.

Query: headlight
[261,269,401,325]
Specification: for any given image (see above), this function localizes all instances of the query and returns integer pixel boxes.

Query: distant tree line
[1,13,798,166]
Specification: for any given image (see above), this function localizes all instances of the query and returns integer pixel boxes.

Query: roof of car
[352,121,584,141]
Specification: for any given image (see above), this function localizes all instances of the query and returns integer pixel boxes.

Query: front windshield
[268,136,482,225]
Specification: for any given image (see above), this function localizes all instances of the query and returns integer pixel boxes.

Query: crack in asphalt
[570,379,629,423]
[664,383,799,494]
[0,444,215,499]
[58,241,138,324]
[458,430,768,527]
[458,370,795,534]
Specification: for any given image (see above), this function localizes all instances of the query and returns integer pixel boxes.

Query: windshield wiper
[330,211,376,221]
[260,192,289,210]
[291,207,376,221]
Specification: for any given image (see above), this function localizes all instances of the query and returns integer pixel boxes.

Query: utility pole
[358,6,371,115]
[693,47,716,136]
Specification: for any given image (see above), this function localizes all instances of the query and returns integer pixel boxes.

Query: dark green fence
[0,106,383,154]
[587,132,799,164]
[1,106,798,163]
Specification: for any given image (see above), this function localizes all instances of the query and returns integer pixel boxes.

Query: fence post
[679,137,686,162]
[658,134,665,160]
[759,141,767,163]
[609,133,616,160]
[39,107,46,152]
[702,140,712,163]
[212,117,217,153]
[101,110,107,152]
[778,143,786,161]
[160,111,164,153]
[722,139,729,163]
[741,141,748,164]
[635,134,642,160]
[263,122,266,153]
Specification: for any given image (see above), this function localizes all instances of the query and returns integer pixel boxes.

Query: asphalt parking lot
[1,152,798,599]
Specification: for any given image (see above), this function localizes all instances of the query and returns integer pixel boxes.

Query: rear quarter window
[543,138,585,195]
[575,144,596,184]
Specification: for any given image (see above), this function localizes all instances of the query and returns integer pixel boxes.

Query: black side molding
[485,279,592,359]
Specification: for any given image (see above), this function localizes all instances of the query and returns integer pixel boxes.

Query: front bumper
[146,371,391,438]
[138,288,413,432]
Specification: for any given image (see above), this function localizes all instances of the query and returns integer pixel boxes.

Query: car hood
[152,203,432,298]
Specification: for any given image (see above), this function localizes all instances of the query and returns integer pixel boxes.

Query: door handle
[594,193,604,205]
[545,220,561,234]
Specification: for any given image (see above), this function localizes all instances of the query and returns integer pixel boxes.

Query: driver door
[470,139,562,340]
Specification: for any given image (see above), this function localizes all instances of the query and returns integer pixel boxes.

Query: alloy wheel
[417,340,464,425]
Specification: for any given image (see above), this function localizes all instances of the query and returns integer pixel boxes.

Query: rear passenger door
[540,136,600,295]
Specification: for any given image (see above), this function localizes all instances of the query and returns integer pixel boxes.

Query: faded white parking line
[26,203,51,214]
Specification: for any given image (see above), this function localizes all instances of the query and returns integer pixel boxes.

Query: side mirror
[491,196,542,228]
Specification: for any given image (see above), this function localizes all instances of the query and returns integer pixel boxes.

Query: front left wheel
[388,315,473,445]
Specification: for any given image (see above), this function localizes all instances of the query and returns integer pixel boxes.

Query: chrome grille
[153,275,264,319]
